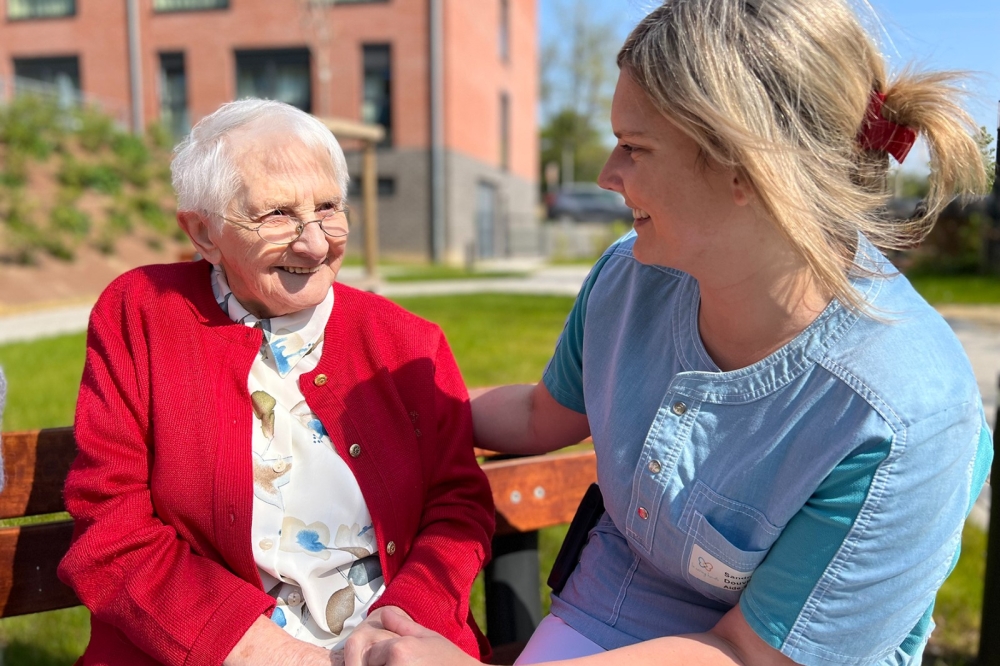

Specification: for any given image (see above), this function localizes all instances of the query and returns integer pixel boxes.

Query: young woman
[353,0,992,664]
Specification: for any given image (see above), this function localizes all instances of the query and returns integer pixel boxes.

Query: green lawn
[907,273,1000,304]
[0,288,991,663]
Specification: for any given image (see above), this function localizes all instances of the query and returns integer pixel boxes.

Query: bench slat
[0,428,75,519]
[0,520,79,616]
[481,450,597,535]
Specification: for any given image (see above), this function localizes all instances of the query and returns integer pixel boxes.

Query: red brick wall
[443,0,537,182]
[0,0,132,121]
[0,0,537,173]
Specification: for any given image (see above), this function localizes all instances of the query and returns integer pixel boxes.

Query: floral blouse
[212,266,386,648]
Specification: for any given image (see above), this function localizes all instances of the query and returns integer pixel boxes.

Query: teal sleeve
[541,251,615,415]
[741,404,990,665]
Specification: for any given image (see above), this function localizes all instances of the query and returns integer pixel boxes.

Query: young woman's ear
[731,173,755,207]
[177,212,222,264]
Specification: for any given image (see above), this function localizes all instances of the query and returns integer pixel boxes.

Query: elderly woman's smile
[192,125,349,320]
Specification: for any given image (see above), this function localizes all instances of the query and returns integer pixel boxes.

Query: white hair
[171,99,350,218]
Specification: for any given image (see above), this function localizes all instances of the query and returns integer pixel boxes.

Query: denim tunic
[543,233,992,665]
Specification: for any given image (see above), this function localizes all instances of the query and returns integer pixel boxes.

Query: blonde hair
[618,0,988,311]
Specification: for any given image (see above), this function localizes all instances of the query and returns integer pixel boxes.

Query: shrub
[1,148,28,187]
[50,204,91,237]
[0,95,63,159]
[75,107,117,153]
[130,193,172,233]
[112,133,151,186]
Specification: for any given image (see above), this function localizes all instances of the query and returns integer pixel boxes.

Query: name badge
[688,543,753,592]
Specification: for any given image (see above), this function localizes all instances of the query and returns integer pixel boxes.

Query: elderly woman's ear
[178,211,222,264]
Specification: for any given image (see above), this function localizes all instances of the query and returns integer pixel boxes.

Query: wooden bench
[0,426,596,664]
[3,424,997,664]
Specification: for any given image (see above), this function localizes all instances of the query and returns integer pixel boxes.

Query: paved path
[0,267,992,529]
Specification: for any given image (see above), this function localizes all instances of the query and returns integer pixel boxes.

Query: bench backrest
[0,427,596,618]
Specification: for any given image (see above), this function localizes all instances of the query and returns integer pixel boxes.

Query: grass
[386,267,527,282]
[0,289,991,663]
[907,273,1000,305]
[0,333,86,431]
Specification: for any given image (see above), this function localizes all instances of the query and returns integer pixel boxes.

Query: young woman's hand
[342,606,407,666]
[360,607,480,666]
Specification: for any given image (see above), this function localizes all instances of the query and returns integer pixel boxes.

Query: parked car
[547,183,633,223]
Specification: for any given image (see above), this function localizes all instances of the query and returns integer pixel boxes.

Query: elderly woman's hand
[224,616,338,666]
[341,606,410,666]
[360,608,480,666]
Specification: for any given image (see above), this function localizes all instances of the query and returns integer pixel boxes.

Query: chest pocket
[679,481,782,606]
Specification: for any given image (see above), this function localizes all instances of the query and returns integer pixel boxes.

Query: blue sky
[540,0,1000,172]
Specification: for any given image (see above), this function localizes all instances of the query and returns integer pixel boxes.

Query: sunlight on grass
[929,524,988,659]
[396,294,574,388]
[0,333,86,431]
[908,274,1000,305]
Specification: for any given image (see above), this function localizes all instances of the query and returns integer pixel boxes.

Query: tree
[975,125,996,191]
[540,0,620,187]
[540,109,609,187]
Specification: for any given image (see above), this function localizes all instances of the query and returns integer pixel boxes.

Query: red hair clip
[857,91,917,163]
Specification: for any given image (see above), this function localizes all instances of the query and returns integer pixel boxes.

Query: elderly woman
[358,0,992,665]
[57,99,494,666]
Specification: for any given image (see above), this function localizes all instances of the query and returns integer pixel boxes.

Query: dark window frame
[13,55,82,102]
[235,47,313,113]
[362,43,393,148]
[6,0,76,21]
[152,0,228,14]
[159,51,189,139]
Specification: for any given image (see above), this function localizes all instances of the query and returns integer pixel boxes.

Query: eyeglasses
[220,206,350,246]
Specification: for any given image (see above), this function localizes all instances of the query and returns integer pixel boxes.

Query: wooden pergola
[318,116,386,283]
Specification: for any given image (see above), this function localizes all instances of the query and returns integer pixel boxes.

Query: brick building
[0,0,539,262]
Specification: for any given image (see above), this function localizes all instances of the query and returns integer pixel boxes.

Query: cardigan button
[314,374,328,386]
[349,443,362,458]
[386,541,397,555]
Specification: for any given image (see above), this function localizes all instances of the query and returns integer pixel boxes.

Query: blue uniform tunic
[543,233,992,665]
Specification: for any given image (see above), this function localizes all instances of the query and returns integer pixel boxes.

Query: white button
[671,402,687,416]
[648,460,662,474]
[271,459,287,473]
[286,590,303,606]
[259,538,274,550]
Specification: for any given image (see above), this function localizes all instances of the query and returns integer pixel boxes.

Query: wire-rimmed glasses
[220,206,350,246]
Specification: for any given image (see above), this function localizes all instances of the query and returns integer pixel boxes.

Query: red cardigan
[58,261,495,666]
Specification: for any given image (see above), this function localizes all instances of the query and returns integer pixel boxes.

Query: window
[348,176,396,198]
[498,0,510,62]
[475,181,498,259]
[499,92,510,171]
[235,49,312,112]
[7,0,74,20]
[153,0,227,12]
[159,53,189,139]
[13,56,81,106]
[362,45,392,146]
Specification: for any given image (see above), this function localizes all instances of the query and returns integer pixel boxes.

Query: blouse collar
[210,265,334,377]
